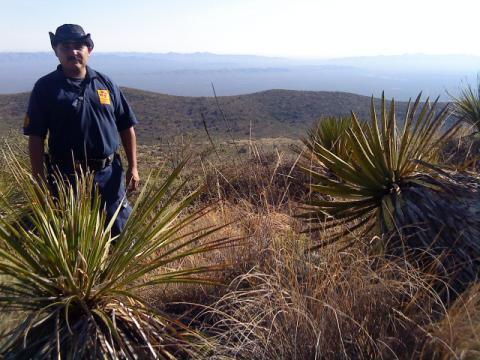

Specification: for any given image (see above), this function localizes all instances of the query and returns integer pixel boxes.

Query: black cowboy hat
[49,24,94,49]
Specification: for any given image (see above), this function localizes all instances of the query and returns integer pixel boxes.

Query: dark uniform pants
[48,154,132,236]
[93,154,132,236]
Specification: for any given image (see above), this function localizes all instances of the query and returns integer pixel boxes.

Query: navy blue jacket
[24,65,138,159]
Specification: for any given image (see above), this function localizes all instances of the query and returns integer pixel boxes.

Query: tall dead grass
[137,145,474,359]
[197,229,450,359]
[423,283,480,359]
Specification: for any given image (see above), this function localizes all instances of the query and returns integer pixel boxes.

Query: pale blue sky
[1,0,479,57]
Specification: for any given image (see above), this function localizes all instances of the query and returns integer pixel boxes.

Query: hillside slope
[1,88,416,144]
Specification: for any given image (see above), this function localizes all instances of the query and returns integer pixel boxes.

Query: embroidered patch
[23,113,30,128]
[97,90,111,105]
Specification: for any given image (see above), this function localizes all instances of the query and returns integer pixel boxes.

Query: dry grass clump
[199,231,445,359]
[423,283,480,359]
[201,148,310,208]
[440,133,480,171]
[141,197,298,314]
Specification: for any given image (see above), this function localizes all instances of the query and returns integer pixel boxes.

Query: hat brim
[49,32,94,49]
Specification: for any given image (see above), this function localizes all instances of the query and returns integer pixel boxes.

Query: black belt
[48,153,115,172]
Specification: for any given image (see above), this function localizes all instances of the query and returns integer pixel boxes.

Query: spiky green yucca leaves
[450,76,480,133]
[303,116,354,160]
[301,93,462,248]
[0,158,233,359]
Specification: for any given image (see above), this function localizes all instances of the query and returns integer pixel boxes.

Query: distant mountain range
[0,52,478,100]
[0,88,433,143]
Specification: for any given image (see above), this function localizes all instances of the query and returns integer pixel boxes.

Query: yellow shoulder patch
[23,113,30,128]
[97,90,111,105]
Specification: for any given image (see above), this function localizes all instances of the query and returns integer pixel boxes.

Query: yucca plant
[0,155,234,359]
[447,77,480,170]
[450,76,480,133]
[300,93,480,286]
[303,116,354,160]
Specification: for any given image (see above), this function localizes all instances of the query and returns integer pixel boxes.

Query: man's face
[54,41,92,74]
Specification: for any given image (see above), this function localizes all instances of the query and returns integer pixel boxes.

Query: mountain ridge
[0,88,434,144]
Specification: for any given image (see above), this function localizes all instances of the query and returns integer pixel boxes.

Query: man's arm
[119,126,140,191]
[28,135,45,182]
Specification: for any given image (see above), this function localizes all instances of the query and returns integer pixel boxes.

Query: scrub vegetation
[0,89,415,144]
[0,89,479,359]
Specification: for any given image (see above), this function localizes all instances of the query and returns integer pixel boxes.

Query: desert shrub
[202,149,310,208]
[0,156,234,359]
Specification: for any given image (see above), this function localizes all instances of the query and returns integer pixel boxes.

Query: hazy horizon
[0,52,477,100]
[1,50,479,59]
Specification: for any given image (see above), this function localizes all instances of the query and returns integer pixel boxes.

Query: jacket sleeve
[113,85,138,132]
[23,82,48,138]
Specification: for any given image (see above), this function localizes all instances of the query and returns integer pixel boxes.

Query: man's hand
[120,127,139,192]
[126,166,140,192]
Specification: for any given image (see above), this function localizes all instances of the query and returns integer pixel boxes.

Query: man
[24,24,140,235]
